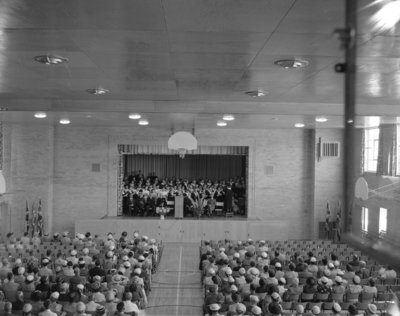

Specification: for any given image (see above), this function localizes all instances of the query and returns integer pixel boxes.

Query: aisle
[145,242,204,316]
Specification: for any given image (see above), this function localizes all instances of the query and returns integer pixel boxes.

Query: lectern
[174,195,184,219]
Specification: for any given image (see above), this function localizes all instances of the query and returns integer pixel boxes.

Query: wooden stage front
[75,217,289,242]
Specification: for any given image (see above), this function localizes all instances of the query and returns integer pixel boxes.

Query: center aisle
[145,242,204,316]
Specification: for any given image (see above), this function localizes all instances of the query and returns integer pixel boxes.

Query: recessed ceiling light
[59,118,70,125]
[274,58,309,69]
[86,88,110,95]
[347,119,354,124]
[138,119,149,126]
[245,89,266,97]
[34,112,47,119]
[34,55,68,65]
[129,113,141,120]
[294,123,305,128]
[217,120,227,127]
[222,114,235,121]
[315,116,328,123]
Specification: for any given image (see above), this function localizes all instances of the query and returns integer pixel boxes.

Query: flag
[38,199,44,236]
[31,201,36,236]
[25,201,29,233]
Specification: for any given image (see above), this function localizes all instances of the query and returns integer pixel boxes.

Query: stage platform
[75,217,289,242]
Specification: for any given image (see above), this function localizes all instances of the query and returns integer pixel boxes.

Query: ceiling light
[294,123,305,128]
[34,112,47,119]
[217,120,227,127]
[315,116,328,123]
[274,58,309,69]
[59,118,70,125]
[34,55,68,65]
[138,119,149,126]
[245,90,266,97]
[86,88,110,95]
[222,114,235,121]
[129,113,141,120]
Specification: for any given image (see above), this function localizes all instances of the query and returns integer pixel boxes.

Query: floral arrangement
[156,206,169,219]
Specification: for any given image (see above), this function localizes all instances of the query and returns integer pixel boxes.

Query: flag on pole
[326,200,330,216]
[38,199,44,236]
[25,201,30,234]
[31,201,36,237]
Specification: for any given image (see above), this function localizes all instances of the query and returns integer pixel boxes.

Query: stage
[75,217,289,242]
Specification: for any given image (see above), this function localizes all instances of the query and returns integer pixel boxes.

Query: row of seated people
[0,230,162,316]
[199,240,397,285]
[200,239,399,316]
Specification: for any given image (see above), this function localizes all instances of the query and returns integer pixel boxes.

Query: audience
[201,238,400,316]
[0,231,161,316]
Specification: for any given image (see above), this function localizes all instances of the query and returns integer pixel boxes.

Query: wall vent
[321,142,340,157]
[91,163,100,172]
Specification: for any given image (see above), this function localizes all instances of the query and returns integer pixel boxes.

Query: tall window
[361,207,369,232]
[364,128,380,172]
[379,207,387,236]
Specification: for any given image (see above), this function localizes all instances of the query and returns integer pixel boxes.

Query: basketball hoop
[168,131,198,159]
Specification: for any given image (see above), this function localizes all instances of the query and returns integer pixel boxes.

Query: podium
[174,195,184,219]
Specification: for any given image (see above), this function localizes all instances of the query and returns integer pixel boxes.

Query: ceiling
[0,0,400,129]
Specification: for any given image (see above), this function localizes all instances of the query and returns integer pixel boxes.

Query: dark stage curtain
[123,155,245,180]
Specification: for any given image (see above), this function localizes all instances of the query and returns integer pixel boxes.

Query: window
[361,207,369,232]
[364,128,380,172]
[379,207,387,236]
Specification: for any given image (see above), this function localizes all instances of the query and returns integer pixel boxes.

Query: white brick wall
[3,124,343,240]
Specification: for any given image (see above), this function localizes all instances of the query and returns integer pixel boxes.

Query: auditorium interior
[0,1,400,315]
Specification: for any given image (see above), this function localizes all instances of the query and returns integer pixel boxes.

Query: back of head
[43,300,51,310]
[116,302,125,312]
[4,302,12,313]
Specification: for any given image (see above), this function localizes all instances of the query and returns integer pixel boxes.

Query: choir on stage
[121,172,246,218]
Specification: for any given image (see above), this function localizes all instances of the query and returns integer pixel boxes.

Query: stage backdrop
[123,154,245,180]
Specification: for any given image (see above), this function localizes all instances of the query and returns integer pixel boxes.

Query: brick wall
[3,123,344,240]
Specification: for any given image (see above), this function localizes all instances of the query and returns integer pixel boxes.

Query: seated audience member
[316,276,331,294]
[285,277,302,297]
[295,257,307,272]
[332,302,342,315]
[74,302,88,316]
[355,261,370,279]
[2,273,20,303]
[12,291,25,311]
[295,304,304,316]
[114,302,126,316]
[49,292,63,316]
[348,304,362,316]
[4,302,18,316]
[362,278,377,298]
[22,303,33,316]
[285,262,298,280]
[331,276,345,294]
[36,276,51,300]
[122,292,140,315]
[39,299,57,316]
[366,304,379,316]
[343,264,356,282]
[307,257,318,275]
[302,277,317,294]
[30,291,44,315]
